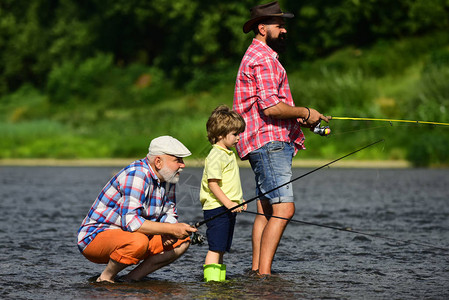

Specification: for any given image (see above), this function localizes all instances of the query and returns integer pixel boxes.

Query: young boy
[200,105,247,281]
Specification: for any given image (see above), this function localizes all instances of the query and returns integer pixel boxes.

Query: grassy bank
[0,158,410,169]
[1,32,448,167]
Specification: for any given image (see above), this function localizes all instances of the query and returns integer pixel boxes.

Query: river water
[0,165,448,299]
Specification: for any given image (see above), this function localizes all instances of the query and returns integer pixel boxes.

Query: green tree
[1,0,448,95]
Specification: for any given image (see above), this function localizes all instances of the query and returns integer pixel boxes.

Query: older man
[234,1,330,276]
[77,136,197,282]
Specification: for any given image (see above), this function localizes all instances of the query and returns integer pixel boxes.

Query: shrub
[46,53,114,104]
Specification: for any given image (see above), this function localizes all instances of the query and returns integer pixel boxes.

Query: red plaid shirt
[233,38,305,159]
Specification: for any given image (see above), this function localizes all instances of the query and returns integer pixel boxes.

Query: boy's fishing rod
[193,139,384,229]
[332,117,449,127]
[243,211,449,252]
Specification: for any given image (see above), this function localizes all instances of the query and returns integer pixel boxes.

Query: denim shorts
[203,206,236,252]
[248,141,294,204]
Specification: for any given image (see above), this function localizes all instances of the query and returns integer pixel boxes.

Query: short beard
[266,31,287,53]
[159,166,182,184]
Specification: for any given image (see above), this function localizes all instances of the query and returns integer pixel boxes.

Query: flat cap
[148,136,191,157]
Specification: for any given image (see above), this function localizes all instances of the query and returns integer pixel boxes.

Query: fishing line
[332,117,449,127]
[243,211,449,252]
[312,115,443,137]
[329,124,392,136]
[327,118,445,137]
[193,139,384,229]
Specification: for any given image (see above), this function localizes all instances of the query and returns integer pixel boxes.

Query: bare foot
[96,276,115,283]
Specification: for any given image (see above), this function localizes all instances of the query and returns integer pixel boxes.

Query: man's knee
[273,202,295,219]
[174,239,190,255]
[127,232,150,259]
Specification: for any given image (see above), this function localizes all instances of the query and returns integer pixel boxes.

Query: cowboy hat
[243,1,294,34]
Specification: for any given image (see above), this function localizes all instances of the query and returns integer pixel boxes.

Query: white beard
[159,166,182,184]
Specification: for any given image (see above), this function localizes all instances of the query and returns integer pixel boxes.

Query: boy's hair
[206,105,246,144]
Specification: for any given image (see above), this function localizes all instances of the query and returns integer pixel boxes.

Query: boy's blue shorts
[203,206,237,252]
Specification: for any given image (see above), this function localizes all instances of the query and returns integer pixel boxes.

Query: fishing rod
[243,211,449,252]
[312,116,449,137]
[332,117,449,127]
[193,139,384,229]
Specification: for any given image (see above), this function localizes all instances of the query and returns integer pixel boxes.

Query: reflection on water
[0,166,448,299]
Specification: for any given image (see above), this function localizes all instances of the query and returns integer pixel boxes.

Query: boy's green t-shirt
[200,144,243,210]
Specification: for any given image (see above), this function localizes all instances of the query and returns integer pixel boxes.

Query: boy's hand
[231,199,247,213]
[162,235,177,246]
[231,206,243,213]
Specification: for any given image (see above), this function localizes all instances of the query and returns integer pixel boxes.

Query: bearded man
[233,1,330,276]
[77,136,197,283]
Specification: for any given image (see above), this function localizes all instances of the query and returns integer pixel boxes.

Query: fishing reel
[190,223,206,245]
[312,122,331,136]
[191,232,205,245]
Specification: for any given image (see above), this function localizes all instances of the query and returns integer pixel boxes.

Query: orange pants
[82,229,190,265]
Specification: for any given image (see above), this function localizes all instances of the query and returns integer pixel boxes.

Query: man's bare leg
[97,259,128,282]
[124,241,190,281]
[258,202,295,275]
[251,200,272,271]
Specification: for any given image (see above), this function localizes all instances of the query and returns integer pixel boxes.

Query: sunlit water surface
[1,166,448,299]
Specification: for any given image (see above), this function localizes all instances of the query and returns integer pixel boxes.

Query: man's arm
[136,220,196,239]
[263,102,330,126]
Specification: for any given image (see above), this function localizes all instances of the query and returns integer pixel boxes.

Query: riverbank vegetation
[1,1,448,167]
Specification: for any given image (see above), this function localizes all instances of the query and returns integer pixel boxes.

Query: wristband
[304,107,310,122]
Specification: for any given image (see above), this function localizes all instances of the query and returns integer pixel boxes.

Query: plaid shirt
[77,157,178,252]
[233,38,305,159]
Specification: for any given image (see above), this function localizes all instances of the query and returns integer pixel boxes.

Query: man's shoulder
[124,159,149,172]
[245,43,266,56]
[242,41,276,65]
[117,159,153,180]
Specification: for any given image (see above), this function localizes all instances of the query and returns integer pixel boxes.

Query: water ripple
[0,167,448,299]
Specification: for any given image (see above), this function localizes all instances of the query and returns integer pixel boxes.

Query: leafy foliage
[1,0,448,94]
[0,0,448,166]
